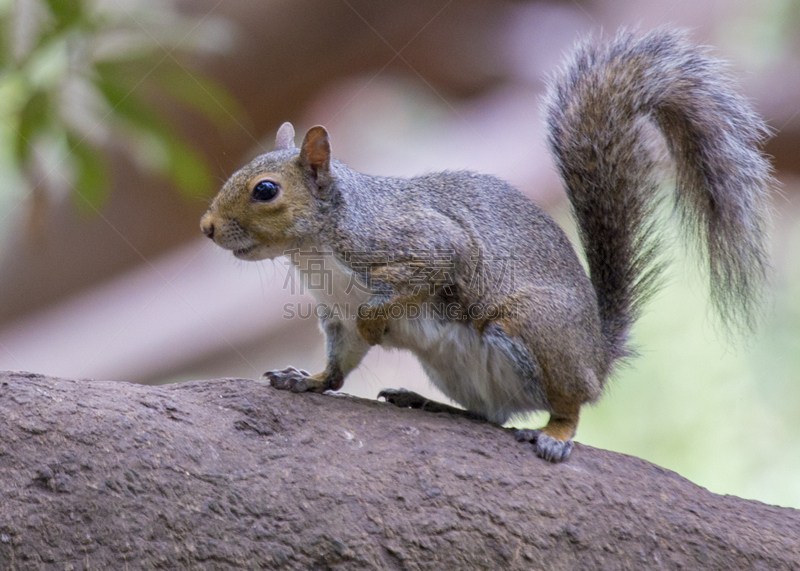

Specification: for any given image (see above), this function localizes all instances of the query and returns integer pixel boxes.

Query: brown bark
[1,371,798,570]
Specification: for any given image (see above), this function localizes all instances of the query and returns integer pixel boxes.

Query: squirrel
[200,28,772,462]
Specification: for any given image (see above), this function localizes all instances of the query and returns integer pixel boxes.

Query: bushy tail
[545,28,772,361]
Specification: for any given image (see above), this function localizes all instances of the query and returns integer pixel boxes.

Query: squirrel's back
[329,166,595,299]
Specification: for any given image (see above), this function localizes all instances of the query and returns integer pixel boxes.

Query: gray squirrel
[200,28,772,462]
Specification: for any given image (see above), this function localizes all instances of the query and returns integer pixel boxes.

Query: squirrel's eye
[252,180,279,201]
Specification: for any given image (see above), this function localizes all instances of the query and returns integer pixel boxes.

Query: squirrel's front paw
[264,367,313,392]
[515,429,573,463]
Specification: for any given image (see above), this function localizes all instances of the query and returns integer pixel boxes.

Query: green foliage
[68,132,109,212]
[42,0,83,32]
[717,0,800,69]
[519,205,800,509]
[0,0,240,214]
[573,252,800,509]
[14,90,51,163]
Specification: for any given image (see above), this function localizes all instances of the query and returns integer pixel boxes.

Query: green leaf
[96,74,168,136]
[42,0,84,32]
[93,53,232,200]
[153,67,243,129]
[96,59,243,130]
[93,56,166,85]
[166,137,212,197]
[0,72,28,117]
[97,74,213,198]
[68,133,110,212]
[15,90,51,163]
[24,36,69,89]
[0,12,9,68]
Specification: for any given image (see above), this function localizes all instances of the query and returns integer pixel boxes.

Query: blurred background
[1,0,799,508]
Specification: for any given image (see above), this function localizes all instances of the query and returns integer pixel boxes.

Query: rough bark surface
[1,371,798,570]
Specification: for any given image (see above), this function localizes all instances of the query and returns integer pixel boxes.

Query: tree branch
[1,371,798,569]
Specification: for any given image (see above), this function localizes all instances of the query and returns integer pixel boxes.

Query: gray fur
[544,27,773,359]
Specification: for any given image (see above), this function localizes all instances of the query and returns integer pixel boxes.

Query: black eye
[252,180,279,201]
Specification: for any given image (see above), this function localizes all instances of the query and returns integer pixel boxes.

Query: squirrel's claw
[515,429,573,463]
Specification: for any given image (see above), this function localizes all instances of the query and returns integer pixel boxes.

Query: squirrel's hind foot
[516,405,580,462]
[378,388,430,409]
[515,429,574,462]
[378,388,486,421]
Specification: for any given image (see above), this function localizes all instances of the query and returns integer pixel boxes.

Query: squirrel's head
[200,122,332,260]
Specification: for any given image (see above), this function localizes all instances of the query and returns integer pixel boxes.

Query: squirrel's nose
[200,215,215,240]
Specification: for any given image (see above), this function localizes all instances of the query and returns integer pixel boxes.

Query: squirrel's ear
[299,126,331,181]
[274,122,296,150]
